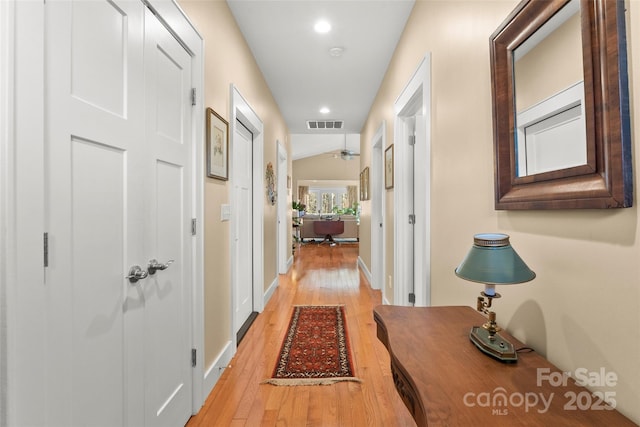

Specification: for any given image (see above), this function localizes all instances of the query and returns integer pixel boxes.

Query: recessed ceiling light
[319,107,330,114]
[314,20,331,34]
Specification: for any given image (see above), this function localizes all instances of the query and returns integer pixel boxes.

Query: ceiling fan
[339,134,360,160]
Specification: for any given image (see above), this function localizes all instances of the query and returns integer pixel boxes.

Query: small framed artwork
[385,144,394,189]
[364,167,370,200]
[360,167,370,201]
[206,107,229,180]
[265,162,276,205]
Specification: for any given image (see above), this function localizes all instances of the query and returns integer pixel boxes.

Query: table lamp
[455,233,535,362]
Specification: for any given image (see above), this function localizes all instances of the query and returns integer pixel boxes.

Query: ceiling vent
[306,120,344,130]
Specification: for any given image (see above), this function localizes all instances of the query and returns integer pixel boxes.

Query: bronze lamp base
[469,326,517,362]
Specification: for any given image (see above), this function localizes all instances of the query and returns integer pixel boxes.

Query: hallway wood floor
[186,243,415,426]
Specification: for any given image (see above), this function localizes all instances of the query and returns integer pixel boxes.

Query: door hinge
[408,214,416,225]
[191,348,197,367]
[408,293,416,304]
[408,135,416,146]
[191,88,196,106]
[43,232,49,267]
[191,218,197,236]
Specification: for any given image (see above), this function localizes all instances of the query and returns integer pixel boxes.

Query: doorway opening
[230,85,265,351]
[277,141,289,274]
[393,55,432,307]
[370,121,386,293]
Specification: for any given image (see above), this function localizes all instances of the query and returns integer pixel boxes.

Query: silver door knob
[126,265,148,283]
[147,259,174,275]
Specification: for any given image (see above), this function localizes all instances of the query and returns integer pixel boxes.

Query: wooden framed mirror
[490,0,632,209]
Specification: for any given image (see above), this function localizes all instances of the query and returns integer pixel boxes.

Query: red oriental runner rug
[263,305,361,386]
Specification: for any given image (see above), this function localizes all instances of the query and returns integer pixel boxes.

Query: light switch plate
[221,204,231,221]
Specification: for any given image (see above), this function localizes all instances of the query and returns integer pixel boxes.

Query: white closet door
[45,1,146,425]
[45,2,192,426]
[233,121,254,336]
[142,7,193,427]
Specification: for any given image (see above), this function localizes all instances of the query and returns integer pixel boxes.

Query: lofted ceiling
[226,0,415,159]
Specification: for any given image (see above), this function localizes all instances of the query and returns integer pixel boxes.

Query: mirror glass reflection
[513,0,585,177]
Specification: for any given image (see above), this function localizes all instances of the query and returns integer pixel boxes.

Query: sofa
[299,214,359,241]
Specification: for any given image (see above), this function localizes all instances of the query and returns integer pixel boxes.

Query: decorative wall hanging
[266,162,276,205]
[360,167,370,201]
[385,144,394,189]
[206,108,229,180]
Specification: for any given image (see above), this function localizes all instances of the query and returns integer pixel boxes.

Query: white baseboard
[203,340,233,399]
[357,256,372,286]
[264,276,278,306]
[286,255,293,271]
[358,256,391,305]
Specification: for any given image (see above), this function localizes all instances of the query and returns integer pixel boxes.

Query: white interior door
[413,114,430,307]
[233,120,254,334]
[44,2,192,426]
[277,143,288,274]
[45,2,145,424]
[371,123,385,292]
[143,8,193,426]
[394,55,431,308]
[407,118,416,304]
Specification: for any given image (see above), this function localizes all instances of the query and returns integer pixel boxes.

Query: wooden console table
[374,305,636,426]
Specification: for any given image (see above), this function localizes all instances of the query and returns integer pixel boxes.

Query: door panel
[71,0,127,116]
[144,9,192,426]
[277,146,288,274]
[413,114,429,306]
[371,129,385,292]
[71,138,126,426]
[407,119,415,304]
[45,1,145,425]
[155,48,185,144]
[146,160,189,424]
[234,121,253,331]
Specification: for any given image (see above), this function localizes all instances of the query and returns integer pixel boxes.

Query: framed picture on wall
[385,144,394,189]
[206,107,229,180]
[361,167,370,200]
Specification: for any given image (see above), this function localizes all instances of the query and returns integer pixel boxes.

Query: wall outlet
[388,275,393,290]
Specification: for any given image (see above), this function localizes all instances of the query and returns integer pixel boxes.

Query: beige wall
[179,0,291,370]
[360,0,639,423]
[292,153,360,200]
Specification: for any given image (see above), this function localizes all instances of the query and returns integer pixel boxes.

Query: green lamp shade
[455,233,535,285]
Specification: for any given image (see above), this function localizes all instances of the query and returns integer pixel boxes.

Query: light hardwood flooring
[186,243,416,426]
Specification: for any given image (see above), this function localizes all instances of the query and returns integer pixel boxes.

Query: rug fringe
[261,377,362,386]
[292,304,345,307]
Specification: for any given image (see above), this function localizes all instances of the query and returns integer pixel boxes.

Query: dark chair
[313,220,344,246]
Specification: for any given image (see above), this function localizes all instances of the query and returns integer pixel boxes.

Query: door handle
[148,259,174,275]
[126,265,148,283]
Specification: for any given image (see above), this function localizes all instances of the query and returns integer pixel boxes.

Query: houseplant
[292,200,306,216]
